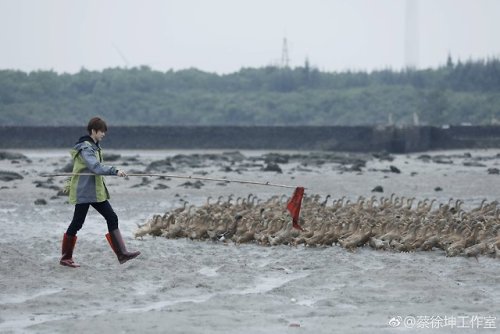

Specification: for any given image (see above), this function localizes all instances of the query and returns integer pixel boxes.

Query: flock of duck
[135,194,500,258]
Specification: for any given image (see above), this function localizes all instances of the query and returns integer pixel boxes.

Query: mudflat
[1,149,499,333]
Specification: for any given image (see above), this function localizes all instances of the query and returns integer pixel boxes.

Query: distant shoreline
[2,125,500,153]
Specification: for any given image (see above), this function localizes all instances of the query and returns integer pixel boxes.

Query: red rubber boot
[106,229,141,264]
[60,233,80,268]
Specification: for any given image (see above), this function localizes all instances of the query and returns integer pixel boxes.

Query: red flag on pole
[287,187,305,231]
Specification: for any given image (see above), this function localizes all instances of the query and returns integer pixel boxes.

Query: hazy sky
[1,0,499,74]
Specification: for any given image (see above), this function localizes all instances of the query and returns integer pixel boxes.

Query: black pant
[66,200,119,236]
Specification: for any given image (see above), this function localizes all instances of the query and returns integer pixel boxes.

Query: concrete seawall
[2,125,500,153]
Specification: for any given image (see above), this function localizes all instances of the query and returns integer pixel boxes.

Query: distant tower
[405,0,419,69]
[413,112,420,126]
[281,37,290,68]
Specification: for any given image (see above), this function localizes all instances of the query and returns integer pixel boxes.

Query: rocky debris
[239,162,264,168]
[262,163,283,173]
[179,180,204,189]
[0,151,28,160]
[33,179,61,191]
[139,151,380,176]
[372,151,394,162]
[371,185,384,193]
[416,153,491,165]
[433,158,453,164]
[34,199,47,205]
[104,153,121,161]
[222,151,246,162]
[131,177,152,188]
[340,164,364,172]
[435,187,443,191]
[145,159,175,173]
[154,183,169,190]
[463,161,486,167]
[435,153,471,160]
[262,153,289,164]
[487,168,500,175]
[417,154,432,161]
[171,154,207,168]
[389,165,401,173]
[0,171,23,182]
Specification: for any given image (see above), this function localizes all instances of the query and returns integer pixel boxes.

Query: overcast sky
[1,0,499,74]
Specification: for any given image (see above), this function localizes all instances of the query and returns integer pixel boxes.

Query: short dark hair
[87,117,108,134]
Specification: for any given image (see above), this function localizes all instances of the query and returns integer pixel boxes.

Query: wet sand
[1,149,499,333]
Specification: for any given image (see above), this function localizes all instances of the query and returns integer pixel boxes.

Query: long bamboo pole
[40,172,302,189]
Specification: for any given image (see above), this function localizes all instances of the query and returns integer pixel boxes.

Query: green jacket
[69,136,118,204]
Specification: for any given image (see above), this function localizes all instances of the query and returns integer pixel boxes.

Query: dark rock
[34,199,47,205]
[463,162,486,167]
[154,183,169,190]
[104,153,121,161]
[263,153,289,164]
[171,154,204,167]
[222,151,246,162]
[34,179,61,191]
[417,154,432,161]
[372,151,394,162]
[434,187,443,191]
[341,163,364,172]
[433,159,453,164]
[179,180,204,189]
[126,156,140,162]
[0,151,28,160]
[389,165,401,173]
[146,159,174,172]
[371,185,384,193]
[131,177,152,188]
[239,162,264,168]
[0,171,23,182]
[487,168,500,175]
[262,163,283,173]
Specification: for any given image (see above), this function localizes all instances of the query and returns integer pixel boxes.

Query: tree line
[1,56,499,126]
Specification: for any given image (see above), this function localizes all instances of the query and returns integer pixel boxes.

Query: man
[60,117,140,267]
